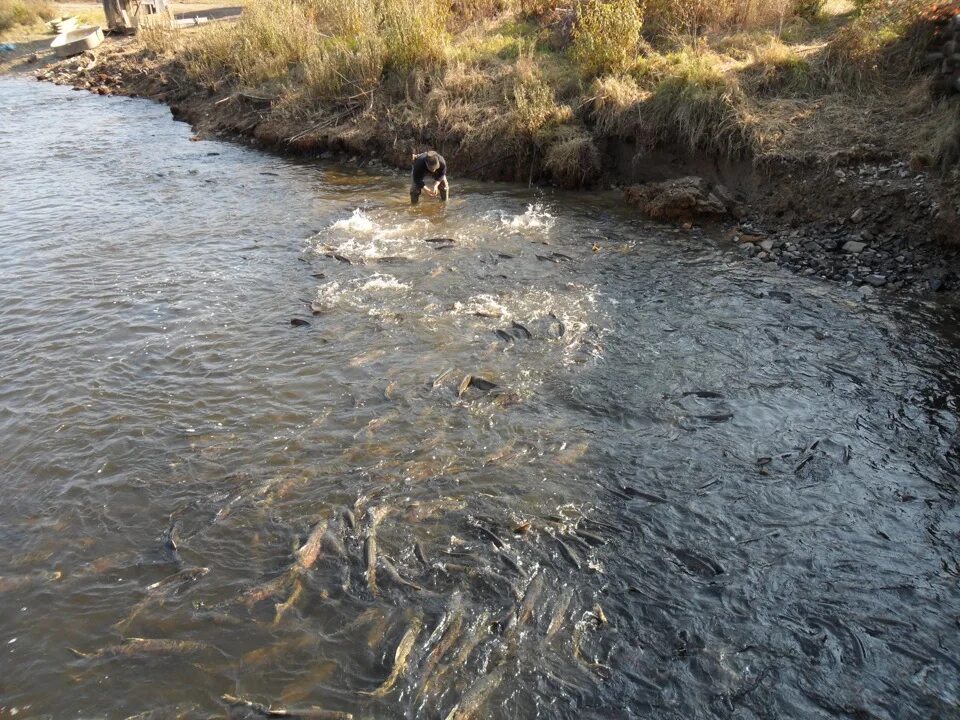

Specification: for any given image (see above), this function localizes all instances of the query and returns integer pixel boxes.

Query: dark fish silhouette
[668,547,724,578]
[510,321,532,339]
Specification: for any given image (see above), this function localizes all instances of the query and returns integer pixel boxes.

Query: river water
[1,76,959,720]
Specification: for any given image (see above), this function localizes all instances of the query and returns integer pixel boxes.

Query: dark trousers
[410,178,449,204]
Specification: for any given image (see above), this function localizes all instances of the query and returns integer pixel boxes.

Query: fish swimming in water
[510,321,532,339]
[321,530,347,559]
[237,573,294,608]
[476,525,506,549]
[497,549,521,575]
[273,578,305,625]
[295,519,329,571]
[223,694,352,719]
[242,635,317,668]
[546,587,574,640]
[575,528,604,546]
[380,556,427,592]
[667,547,724,577]
[428,610,491,694]
[414,541,429,566]
[444,664,507,720]
[69,638,212,661]
[416,593,464,700]
[357,614,422,697]
[364,532,379,597]
[557,539,581,570]
[114,566,209,631]
[403,498,465,523]
[279,659,339,705]
[432,368,455,389]
[159,518,184,568]
[0,569,61,593]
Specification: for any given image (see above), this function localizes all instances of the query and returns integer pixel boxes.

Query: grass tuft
[738,36,813,94]
[0,0,56,34]
[644,51,755,156]
[814,0,940,91]
[543,125,602,186]
[589,74,647,135]
[571,0,644,77]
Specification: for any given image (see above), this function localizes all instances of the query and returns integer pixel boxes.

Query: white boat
[50,26,104,58]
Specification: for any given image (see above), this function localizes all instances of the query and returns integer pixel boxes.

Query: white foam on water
[453,294,510,319]
[320,210,438,260]
[313,274,411,314]
[360,274,411,292]
[500,203,555,232]
[330,208,375,233]
[451,284,608,366]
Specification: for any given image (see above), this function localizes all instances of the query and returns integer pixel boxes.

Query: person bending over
[410,150,448,205]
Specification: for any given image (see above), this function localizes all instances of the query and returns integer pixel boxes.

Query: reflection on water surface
[1,77,959,720]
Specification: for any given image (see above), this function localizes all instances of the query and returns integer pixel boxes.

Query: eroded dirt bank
[14,36,960,293]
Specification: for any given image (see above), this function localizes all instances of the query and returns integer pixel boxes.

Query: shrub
[930,99,960,171]
[0,0,57,33]
[381,0,450,73]
[791,0,825,18]
[739,37,812,93]
[299,36,385,104]
[513,69,568,136]
[589,74,646,134]
[543,126,602,186]
[643,0,816,37]
[304,0,376,37]
[185,0,319,91]
[644,51,754,156]
[814,0,932,91]
[571,0,644,77]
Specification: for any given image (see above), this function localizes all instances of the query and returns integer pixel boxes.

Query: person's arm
[411,156,427,189]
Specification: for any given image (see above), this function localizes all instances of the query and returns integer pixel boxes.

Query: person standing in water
[410,150,448,205]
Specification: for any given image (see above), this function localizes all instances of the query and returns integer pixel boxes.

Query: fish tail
[67,647,89,659]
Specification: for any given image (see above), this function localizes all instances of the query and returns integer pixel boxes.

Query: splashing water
[2,77,960,720]
[500,203,556,231]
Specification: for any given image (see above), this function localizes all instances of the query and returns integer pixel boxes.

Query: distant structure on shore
[101,0,171,33]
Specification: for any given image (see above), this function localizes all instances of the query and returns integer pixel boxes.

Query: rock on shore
[624,177,738,222]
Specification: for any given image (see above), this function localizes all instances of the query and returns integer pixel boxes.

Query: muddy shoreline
[14,37,960,293]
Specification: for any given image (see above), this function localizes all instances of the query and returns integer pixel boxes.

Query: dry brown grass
[571,0,644,76]
[643,50,757,156]
[813,0,945,91]
[589,74,647,135]
[737,35,814,93]
[138,17,182,56]
[142,0,953,183]
[543,125,602,186]
[0,0,56,34]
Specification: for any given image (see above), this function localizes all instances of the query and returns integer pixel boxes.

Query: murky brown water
[2,77,959,720]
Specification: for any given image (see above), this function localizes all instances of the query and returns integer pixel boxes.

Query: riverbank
[5,0,960,291]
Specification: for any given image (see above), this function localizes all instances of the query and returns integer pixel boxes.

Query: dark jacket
[411,153,447,189]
